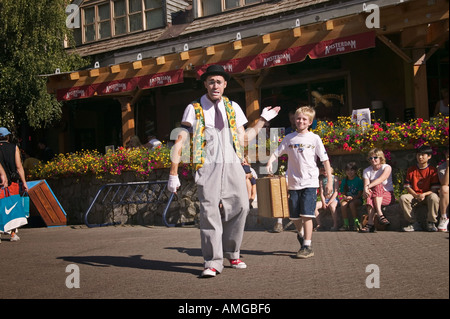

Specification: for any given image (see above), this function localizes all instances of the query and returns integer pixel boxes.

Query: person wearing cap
[400,145,441,232]
[0,127,29,241]
[168,65,280,278]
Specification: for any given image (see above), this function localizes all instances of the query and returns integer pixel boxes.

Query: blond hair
[295,106,316,123]
[367,148,386,164]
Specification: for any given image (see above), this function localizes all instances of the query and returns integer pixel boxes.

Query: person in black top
[0,127,29,241]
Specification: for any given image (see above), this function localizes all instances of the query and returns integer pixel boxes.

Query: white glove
[266,163,274,175]
[261,106,280,122]
[168,174,181,193]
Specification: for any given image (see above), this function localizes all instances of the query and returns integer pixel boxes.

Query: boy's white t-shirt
[362,163,394,192]
[274,131,329,190]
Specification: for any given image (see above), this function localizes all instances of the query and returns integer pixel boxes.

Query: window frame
[196,0,266,17]
[80,0,165,44]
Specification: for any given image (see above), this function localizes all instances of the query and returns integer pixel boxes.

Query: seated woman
[360,148,395,233]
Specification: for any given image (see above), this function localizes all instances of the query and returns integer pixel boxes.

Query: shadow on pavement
[57,255,202,276]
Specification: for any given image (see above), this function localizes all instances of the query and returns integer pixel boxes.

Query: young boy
[400,145,441,232]
[267,106,333,258]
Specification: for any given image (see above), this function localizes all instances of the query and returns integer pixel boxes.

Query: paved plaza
[0,224,448,302]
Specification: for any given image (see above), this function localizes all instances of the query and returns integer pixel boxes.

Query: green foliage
[0,0,88,130]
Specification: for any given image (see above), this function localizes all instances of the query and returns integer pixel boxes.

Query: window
[198,0,265,16]
[129,0,143,32]
[145,0,164,30]
[113,0,127,36]
[98,4,111,39]
[81,0,164,44]
[83,7,96,42]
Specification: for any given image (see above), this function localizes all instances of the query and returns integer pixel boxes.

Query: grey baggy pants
[194,127,250,273]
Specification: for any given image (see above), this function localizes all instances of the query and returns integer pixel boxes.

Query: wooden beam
[244,76,261,127]
[412,49,429,119]
[206,46,215,56]
[69,72,79,80]
[89,68,100,77]
[156,56,166,65]
[426,20,449,45]
[130,88,144,106]
[117,97,135,147]
[401,25,428,48]
[233,40,242,50]
[232,76,245,89]
[378,0,449,34]
[377,35,412,63]
[132,60,143,70]
[110,65,121,73]
[180,51,190,61]
[292,27,301,37]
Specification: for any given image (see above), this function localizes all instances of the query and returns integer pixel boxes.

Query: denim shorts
[288,188,317,219]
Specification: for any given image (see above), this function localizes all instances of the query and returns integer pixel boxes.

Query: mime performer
[168,65,280,278]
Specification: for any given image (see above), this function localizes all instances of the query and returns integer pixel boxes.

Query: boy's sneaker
[229,259,247,269]
[296,246,314,259]
[426,222,438,232]
[10,234,20,242]
[438,218,449,232]
[201,268,218,278]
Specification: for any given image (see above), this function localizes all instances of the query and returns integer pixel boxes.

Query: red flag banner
[194,31,376,79]
[195,56,255,79]
[139,69,184,89]
[57,69,184,101]
[57,84,99,101]
[308,31,376,59]
[250,44,314,70]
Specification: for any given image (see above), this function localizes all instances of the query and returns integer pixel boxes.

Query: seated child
[339,162,363,231]
[315,166,339,231]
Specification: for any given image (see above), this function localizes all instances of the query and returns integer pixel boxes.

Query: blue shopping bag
[0,188,29,233]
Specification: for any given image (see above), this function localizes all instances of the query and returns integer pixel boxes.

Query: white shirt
[363,163,394,192]
[274,131,329,190]
[181,95,247,129]
[181,95,248,164]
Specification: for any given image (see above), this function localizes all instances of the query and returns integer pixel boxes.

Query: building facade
[45,0,449,153]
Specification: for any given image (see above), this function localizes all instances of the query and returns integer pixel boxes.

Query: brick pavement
[0,225,448,300]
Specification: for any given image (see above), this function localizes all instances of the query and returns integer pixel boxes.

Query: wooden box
[28,180,67,227]
[256,176,290,218]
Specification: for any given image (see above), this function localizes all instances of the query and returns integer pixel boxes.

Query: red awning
[195,31,375,79]
[57,69,184,101]
[195,55,255,78]
[308,31,376,59]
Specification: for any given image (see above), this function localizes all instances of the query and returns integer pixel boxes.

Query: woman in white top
[360,148,395,233]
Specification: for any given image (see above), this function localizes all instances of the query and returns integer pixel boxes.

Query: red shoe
[229,259,247,269]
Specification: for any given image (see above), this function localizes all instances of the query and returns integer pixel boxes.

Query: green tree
[0,0,88,130]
